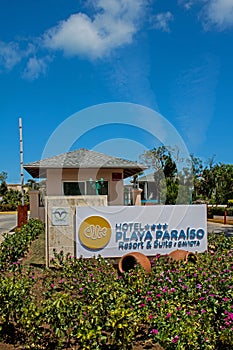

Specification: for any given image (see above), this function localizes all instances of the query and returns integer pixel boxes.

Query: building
[24,148,147,262]
[24,148,147,219]
[137,172,159,204]
[7,184,29,192]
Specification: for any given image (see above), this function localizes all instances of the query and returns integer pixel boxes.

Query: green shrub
[208,206,233,217]
[0,202,30,211]
[0,223,233,349]
[210,206,226,215]
[0,203,16,211]
[0,273,34,333]
[0,219,44,271]
[227,208,233,216]
[207,206,214,218]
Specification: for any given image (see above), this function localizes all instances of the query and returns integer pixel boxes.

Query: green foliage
[0,171,7,183]
[0,272,34,330]
[140,146,180,204]
[0,224,232,349]
[0,219,44,271]
[26,179,39,190]
[0,169,30,210]
[208,206,233,217]
[194,161,233,205]
[208,206,226,216]
[140,150,233,205]
[0,181,8,197]
[0,203,17,211]
[0,188,29,211]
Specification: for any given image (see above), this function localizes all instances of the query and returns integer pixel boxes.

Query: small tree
[26,179,39,190]
[0,171,8,197]
[0,181,8,197]
[0,171,7,182]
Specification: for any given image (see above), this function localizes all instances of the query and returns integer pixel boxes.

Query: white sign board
[76,205,207,258]
[52,207,70,226]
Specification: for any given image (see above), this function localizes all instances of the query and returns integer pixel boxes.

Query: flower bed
[0,220,232,349]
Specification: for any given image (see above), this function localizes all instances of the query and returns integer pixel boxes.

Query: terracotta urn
[118,252,152,274]
[168,249,197,263]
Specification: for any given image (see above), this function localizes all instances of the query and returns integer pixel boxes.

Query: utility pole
[18,117,27,227]
[19,117,24,206]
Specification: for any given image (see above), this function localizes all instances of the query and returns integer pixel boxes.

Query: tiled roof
[138,173,155,182]
[24,149,147,179]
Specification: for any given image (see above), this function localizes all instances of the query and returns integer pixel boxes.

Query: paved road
[0,213,17,236]
[207,221,233,237]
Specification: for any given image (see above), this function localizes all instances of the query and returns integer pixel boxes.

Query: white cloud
[0,41,22,71]
[0,38,50,79]
[44,0,147,59]
[22,56,50,80]
[0,40,37,75]
[203,0,233,30]
[178,0,195,11]
[180,0,233,30]
[151,12,173,32]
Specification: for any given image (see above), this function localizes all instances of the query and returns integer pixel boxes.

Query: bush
[0,221,233,349]
[227,208,233,216]
[208,206,233,217]
[0,202,30,211]
[0,203,16,211]
[0,219,44,271]
[210,206,226,216]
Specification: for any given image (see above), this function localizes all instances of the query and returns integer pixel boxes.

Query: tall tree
[140,146,179,204]
[193,156,233,204]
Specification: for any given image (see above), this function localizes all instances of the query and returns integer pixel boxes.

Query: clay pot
[118,252,152,274]
[168,249,197,263]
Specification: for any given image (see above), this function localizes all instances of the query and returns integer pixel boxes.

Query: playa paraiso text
[115,222,205,251]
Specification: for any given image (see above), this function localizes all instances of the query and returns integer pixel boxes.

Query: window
[98,181,108,195]
[63,181,108,196]
[86,181,96,195]
[86,180,108,195]
[63,182,85,195]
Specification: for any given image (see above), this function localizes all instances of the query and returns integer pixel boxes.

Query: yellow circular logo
[78,216,111,250]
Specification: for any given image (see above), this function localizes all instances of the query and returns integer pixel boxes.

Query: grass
[22,228,46,266]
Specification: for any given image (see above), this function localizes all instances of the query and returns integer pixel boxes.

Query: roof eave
[24,165,147,179]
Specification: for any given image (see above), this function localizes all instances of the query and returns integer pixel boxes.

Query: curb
[0,211,17,215]
[207,219,233,225]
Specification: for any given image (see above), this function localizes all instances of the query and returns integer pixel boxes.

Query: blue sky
[0,0,233,183]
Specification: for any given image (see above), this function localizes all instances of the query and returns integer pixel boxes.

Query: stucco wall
[46,168,124,205]
[45,195,107,266]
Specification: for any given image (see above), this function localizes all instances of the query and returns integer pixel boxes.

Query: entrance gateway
[46,201,207,265]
